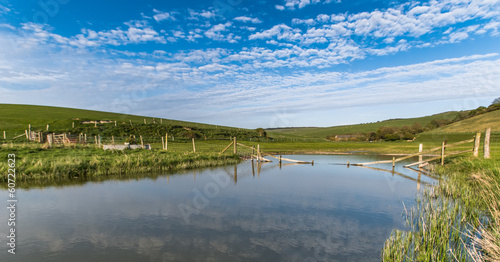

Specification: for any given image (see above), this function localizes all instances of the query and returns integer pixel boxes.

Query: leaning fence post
[192,138,196,153]
[257,144,261,161]
[473,132,481,157]
[484,128,491,159]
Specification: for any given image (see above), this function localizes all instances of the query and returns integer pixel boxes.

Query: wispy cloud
[1,22,498,127]
[233,16,263,24]
[152,9,176,22]
[277,0,339,10]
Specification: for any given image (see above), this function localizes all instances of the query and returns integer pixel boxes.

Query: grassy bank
[0,144,241,186]
[382,156,500,261]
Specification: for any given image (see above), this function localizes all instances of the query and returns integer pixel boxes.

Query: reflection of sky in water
[0,155,433,262]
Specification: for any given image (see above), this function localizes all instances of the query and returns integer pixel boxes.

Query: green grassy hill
[428,109,500,133]
[267,111,460,140]
[0,104,240,137]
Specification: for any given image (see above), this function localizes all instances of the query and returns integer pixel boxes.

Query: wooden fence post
[392,156,395,168]
[98,135,101,148]
[47,134,52,147]
[95,136,97,146]
[29,124,31,135]
[441,141,446,165]
[484,127,491,159]
[144,119,146,124]
[3,131,5,139]
[140,135,144,148]
[192,138,196,153]
[25,130,28,139]
[72,122,74,128]
[46,124,49,131]
[84,134,87,143]
[233,137,237,154]
[165,133,168,150]
[115,121,117,127]
[162,137,165,150]
[112,136,115,145]
[257,144,261,161]
[473,132,481,157]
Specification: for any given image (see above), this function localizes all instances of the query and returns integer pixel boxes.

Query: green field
[267,111,460,139]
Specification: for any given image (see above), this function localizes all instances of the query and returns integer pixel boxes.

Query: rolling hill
[0,104,242,137]
[266,111,461,140]
[429,109,500,133]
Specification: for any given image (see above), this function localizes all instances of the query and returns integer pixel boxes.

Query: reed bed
[0,145,241,184]
[382,157,500,261]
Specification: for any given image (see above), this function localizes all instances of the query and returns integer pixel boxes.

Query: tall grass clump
[383,156,500,261]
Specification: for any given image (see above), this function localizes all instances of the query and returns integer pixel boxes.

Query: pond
[0,155,435,262]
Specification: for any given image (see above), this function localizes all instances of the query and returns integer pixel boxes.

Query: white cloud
[280,0,337,10]
[204,22,241,43]
[188,9,216,20]
[249,24,302,41]
[233,16,263,24]
[0,4,11,14]
[152,9,176,22]
[292,18,316,26]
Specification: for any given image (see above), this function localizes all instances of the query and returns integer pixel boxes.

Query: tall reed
[383,157,500,261]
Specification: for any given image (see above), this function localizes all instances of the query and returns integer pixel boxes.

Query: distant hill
[429,109,500,133]
[0,104,241,137]
[267,111,460,140]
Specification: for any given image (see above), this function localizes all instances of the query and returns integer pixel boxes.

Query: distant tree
[255,128,267,137]
[411,122,424,134]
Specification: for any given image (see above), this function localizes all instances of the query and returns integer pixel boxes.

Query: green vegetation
[382,156,500,261]
[0,104,259,139]
[0,144,240,185]
[431,110,500,134]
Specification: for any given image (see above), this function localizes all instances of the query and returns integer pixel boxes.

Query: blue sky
[0,0,499,128]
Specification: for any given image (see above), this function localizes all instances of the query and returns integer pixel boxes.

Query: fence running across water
[1,127,497,167]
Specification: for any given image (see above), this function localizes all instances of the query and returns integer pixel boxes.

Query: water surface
[0,155,434,262]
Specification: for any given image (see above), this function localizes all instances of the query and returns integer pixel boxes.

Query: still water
[1,155,435,262]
